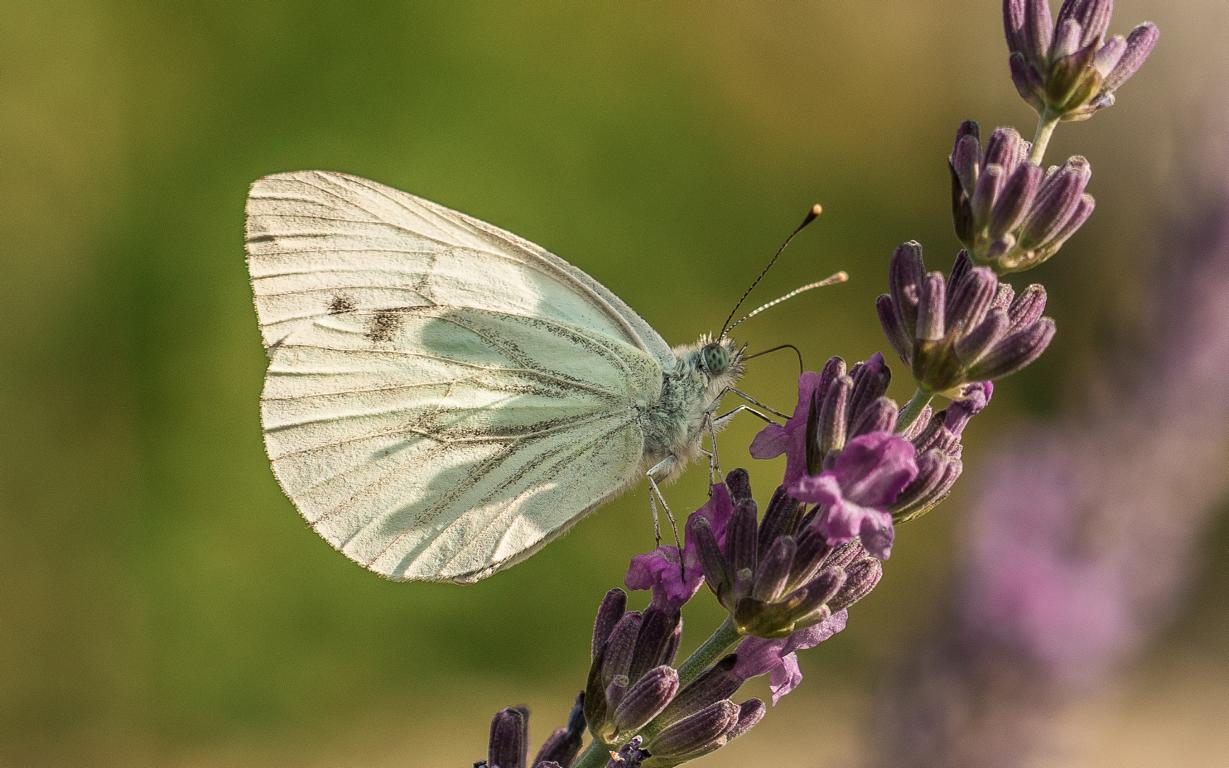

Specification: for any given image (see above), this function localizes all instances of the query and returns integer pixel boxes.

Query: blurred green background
[3,1,1226,765]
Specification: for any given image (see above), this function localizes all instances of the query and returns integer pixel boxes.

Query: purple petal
[749,423,789,459]
[832,432,920,508]
[752,371,824,488]
[733,610,849,704]
[625,545,700,611]
[768,653,803,704]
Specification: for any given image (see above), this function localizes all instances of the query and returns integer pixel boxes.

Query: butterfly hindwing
[260,304,661,582]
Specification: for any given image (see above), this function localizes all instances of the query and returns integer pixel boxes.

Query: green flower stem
[896,387,933,433]
[573,738,612,768]
[572,618,743,768]
[1029,110,1059,165]
[675,616,742,688]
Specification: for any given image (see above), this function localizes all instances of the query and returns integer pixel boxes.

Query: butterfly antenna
[724,271,849,336]
[743,343,806,376]
[718,203,824,340]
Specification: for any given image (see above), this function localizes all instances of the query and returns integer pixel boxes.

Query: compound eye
[703,344,729,374]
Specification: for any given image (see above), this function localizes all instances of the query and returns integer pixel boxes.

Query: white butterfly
[247,171,820,583]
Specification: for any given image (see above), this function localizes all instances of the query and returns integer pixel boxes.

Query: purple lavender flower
[748,370,825,489]
[949,122,1094,272]
[874,157,1227,768]
[791,432,919,559]
[752,354,899,480]
[732,609,850,704]
[625,483,733,611]
[878,244,1055,392]
[1004,0,1159,121]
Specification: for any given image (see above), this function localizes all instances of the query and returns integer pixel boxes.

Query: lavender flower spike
[1004,0,1158,121]
[879,244,1056,391]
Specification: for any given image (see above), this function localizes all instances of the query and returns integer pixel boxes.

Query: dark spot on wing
[328,293,357,314]
[366,310,401,342]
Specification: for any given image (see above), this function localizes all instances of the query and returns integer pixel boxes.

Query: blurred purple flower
[791,432,919,559]
[873,148,1229,768]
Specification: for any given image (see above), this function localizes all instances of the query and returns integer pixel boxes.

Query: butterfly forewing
[246,171,672,365]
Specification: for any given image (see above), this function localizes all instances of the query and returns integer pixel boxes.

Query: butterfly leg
[712,404,777,430]
[728,387,791,420]
[704,412,722,485]
[645,457,685,578]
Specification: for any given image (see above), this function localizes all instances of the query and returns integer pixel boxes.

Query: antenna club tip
[833,270,849,282]
[810,203,824,217]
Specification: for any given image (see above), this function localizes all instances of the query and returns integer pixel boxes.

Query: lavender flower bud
[657,655,742,727]
[643,700,740,763]
[612,665,679,735]
[814,374,852,460]
[755,486,802,560]
[586,591,688,744]
[593,589,627,660]
[968,317,1057,380]
[726,699,766,741]
[1002,0,1158,121]
[948,120,1092,271]
[1103,22,1160,93]
[628,607,680,682]
[488,707,528,768]
[879,243,1056,390]
[1019,156,1092,248]
[698,472,885,637]
[848,396,899,438]
[751,536,796,602]
[827,557,884,612]
[891,449,963,523]
[690,515,730,600]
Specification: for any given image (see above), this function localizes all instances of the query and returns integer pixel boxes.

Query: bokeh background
[3,2,1226,766]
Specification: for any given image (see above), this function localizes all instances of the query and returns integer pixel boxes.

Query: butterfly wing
[246,170,673,367]
[246,172,668,582]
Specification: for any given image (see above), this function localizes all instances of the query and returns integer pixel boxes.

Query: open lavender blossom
[878,244,1055,392]
[732,610,850,704]
[1004,0,1159,121]
[950,121,1095,272]
[625,484,733,611]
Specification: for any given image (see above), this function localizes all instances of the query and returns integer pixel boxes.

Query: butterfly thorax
[638,336,743,483]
